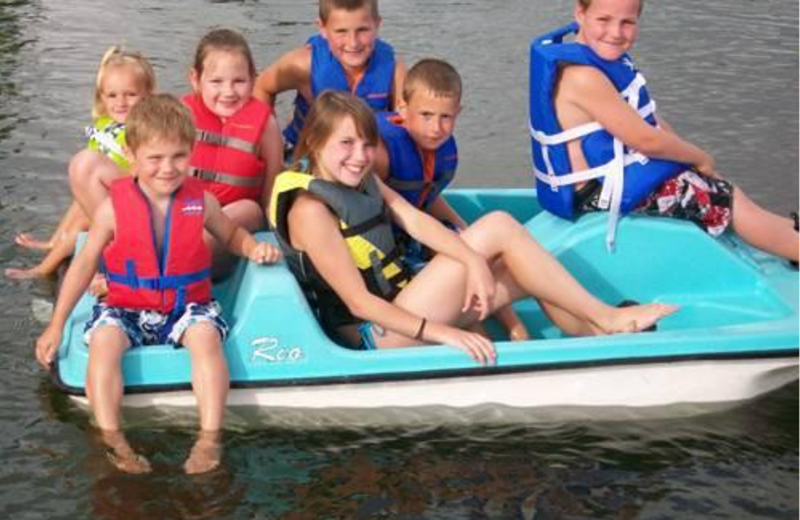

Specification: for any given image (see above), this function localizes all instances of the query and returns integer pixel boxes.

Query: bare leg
[15,201,88,252]
[493,305,530,341]
[730,187,798,262]
[5,208,89,279]
[69,150,126,219]
[374,212,677,348]
[181,322,228,474]
[86,325,150,473]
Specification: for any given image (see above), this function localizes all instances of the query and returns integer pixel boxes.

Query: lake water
[0,0,797,518]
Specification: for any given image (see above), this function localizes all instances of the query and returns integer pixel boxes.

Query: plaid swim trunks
[83,300,229,348]
[575,170,734,236]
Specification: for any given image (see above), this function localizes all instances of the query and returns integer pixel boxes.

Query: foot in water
[14,232,53,252]
[4,266,53,280]
[101,430,151,474]
[594,302,678,335]
[184,431,222,475]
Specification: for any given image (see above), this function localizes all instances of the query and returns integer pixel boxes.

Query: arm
[253,47,312,106]
[390,56,408,110]
[203,193,281,264]
[260,111,285,212]
[288,194,494,363]
[561,65,718,177]
[427,196,468,230]
[35,200,115,367]
[376,177,495,319]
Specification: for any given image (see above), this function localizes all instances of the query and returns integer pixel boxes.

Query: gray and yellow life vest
[269,170,413,330]
[85,116,129,171]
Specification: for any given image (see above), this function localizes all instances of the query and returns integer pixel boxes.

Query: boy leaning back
[35,94,281,475]
[373,59,530,341]
[254,0,406,157]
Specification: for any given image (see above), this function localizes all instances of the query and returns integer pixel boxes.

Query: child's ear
[189,68,201,93]
[317,18,328,39]
[123,145,135,166]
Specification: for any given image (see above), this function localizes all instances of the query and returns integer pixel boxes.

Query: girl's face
[575,0,640,61]
[191,49,254,119]
[315,116,376,188]
[101,66,147,123]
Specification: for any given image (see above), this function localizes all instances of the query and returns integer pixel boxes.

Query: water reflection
[0,0,37,147]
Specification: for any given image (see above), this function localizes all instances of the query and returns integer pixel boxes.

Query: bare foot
[507,322,530,341]
[4,266,51,280]
[596,303,679,335]
[101,430,151,474]
[89,273,109,298]
[184,431,222,475]
[15,232,52,251]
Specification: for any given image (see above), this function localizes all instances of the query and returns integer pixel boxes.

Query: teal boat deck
[53,189,799,395]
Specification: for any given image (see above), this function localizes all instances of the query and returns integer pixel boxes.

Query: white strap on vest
[530,72,653,250]
[86,126,124,157]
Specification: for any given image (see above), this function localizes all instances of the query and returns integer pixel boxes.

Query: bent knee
[182,322,223,351]
[222,200,266,231]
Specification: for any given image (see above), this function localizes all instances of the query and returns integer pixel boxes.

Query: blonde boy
[254,0,406,156]
[35,94,280,474]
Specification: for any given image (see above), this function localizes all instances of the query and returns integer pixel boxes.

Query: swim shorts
[575,170,734,236]
[83,300,229,348]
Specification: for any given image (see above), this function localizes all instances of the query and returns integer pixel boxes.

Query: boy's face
[575,0,640,61]
[318,7,381,73]
[400,89,461,152]
[129,137,193,198]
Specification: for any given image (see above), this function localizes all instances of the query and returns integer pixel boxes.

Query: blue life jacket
[529,22,686,248]
[376,112,458,210]
[284,35,396,148]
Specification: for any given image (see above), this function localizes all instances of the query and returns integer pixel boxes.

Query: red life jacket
[103,177,212,314]
[183,93,272,206]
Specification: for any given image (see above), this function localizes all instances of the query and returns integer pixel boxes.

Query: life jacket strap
[196,130,257,155]
[106,263,211,292]
[191,167,263,188]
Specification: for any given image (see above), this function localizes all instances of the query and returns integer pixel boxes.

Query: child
[529,0,799,262]
[374,58,530,341]
[269,91,676,362]
[6,46,155,280]
[254,0,406,158]
[35,94,281,474]
[184,28,283,266]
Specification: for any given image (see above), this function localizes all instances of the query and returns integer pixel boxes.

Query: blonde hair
[192,28,256,79]
[125,93,196,153]
[93,46,156,119]
[291,90,378,176]
[577,0,644,15]
[403,58,462,104]
[319,0,379,23]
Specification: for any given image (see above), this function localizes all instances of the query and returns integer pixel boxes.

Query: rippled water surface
[0,0,797,518]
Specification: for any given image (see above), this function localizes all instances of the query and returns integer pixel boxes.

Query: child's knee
[182,322,223,352]
[223,200,265,231]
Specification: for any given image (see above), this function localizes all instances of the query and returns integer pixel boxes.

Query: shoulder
[560,64,609,90]
[287,192,337,249]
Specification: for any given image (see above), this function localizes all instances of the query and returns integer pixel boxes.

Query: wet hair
[577,0,644,15]
[319,0,379,23]
[291,90,378,176]
[192,28,256,79]
[403,58,462,104]
[93,46,156,119]
[125,93,196,153]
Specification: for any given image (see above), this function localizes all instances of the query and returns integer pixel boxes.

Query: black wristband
[414,317,427,340]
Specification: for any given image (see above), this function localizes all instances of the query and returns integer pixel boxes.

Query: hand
[694,153,719,179]
[438,324,497,366]
[35,325,62,369]
[462,255,496,320]
[249,242,282,264]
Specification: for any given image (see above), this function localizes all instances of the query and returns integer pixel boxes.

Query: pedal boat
[50,189,799,425]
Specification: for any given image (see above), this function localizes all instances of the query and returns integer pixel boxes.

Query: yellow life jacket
[85,116,129,171]
[270,170,412,329]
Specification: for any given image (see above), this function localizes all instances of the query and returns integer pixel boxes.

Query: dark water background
[0,0,797,518]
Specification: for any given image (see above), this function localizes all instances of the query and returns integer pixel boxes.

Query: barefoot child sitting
[6,46,155,280]
[530,0,798,262]
[373,58,530,341]
[35,94,281,474]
